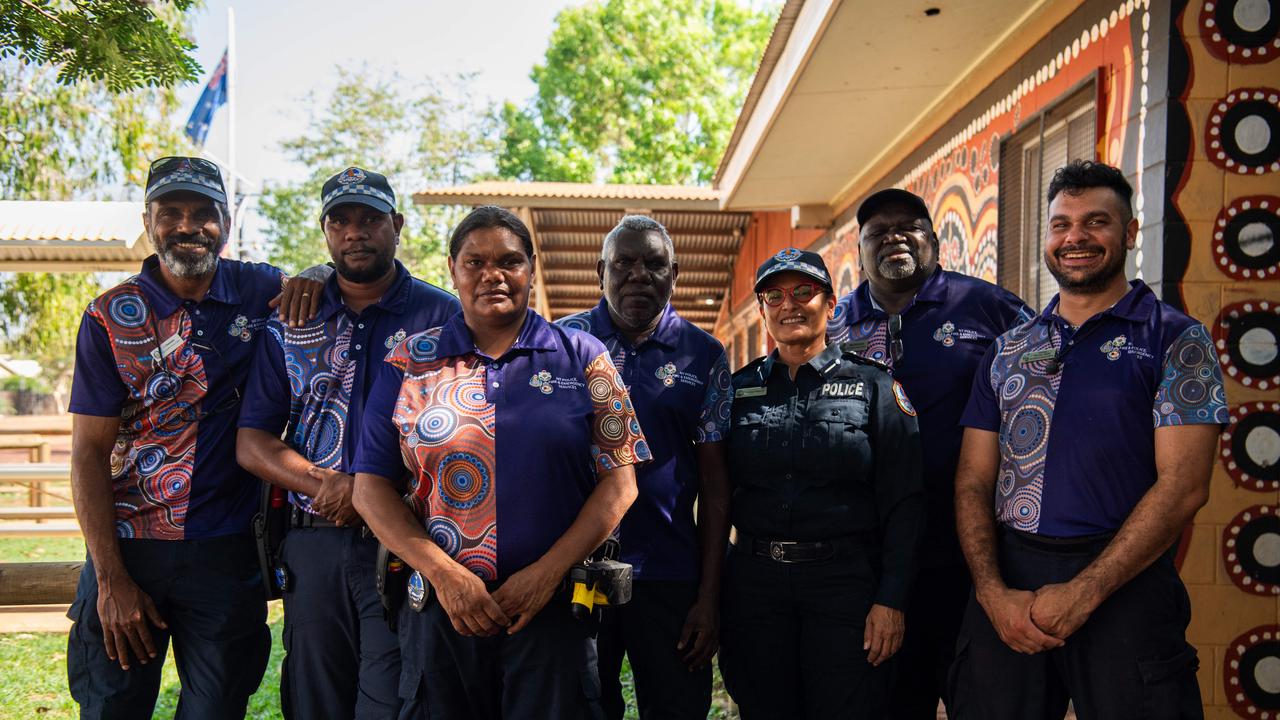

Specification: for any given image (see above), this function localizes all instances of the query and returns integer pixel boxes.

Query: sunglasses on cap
[147,156,220,182]
[757,282,825,307]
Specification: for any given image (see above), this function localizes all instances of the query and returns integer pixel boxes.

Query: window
[998,81,1097,310]
[746,321,761,365]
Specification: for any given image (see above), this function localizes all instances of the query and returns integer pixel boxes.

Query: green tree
[498,0,776,185]
[0,3,193,397]
[0,0,200,91]
[258,69,497,289]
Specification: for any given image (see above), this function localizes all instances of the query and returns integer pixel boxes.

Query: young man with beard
[951,161,1227,718]
[236,167,459,719]
[556,216,731,720]
[66,157,326,718]
[827,188,1030,718]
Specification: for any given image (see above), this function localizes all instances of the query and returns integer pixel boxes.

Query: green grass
[0,603,286,720]
[0,601,736,719]
[0,631,78,718]
[616,656,737,720]
[0,537,85,563]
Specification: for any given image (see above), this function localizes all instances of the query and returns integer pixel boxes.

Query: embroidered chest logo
[228,314,253,342]
[385,328,407,349]
[656,362,678,387]
[934,321,957,347]
[820,380,865,398]
[529,369,585,395]
[1100,334,1127,360]
[530,370,554,394]
[1099,334,1153,361]
[933,320,988,347]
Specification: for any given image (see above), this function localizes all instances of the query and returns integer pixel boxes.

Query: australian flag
[184,51,228,147]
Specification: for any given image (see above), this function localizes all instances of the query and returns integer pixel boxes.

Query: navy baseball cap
[320,166,396,221]
[856,188,931,226]
[145,156,227,204]
[754,247,833,292]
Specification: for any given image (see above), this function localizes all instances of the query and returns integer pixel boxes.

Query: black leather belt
[735,531,837,563]
[290,506,340,528]
[751,539,833,562]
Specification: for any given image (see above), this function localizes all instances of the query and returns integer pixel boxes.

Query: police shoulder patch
[891,380,916,417]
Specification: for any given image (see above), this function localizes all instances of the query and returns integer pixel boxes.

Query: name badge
[820,381,865,399]
[844,340,870,354]
[1020,348,1057,364]
[735,387,767,398]
[150,333,184,363]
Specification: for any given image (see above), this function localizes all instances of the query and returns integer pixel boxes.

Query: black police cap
[319,166,396,221]
[753,247,833,293]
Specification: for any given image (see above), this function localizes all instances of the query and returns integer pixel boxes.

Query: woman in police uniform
[719,248,925,719]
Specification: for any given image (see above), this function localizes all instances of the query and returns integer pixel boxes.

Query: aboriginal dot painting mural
[1170,1,1280,717]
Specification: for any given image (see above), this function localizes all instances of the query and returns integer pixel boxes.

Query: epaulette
[731,355,768,383]
[838,342,891,372]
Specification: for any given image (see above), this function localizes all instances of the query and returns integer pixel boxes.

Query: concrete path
[0,604,71,633]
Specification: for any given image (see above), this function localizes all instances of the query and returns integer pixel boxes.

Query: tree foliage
[498,0,776,185]
[258,69,497,289]
[0,0,200,91]
[0,4,193,395]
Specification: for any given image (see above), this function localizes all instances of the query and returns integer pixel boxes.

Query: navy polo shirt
[961,281,1229,537]
[828,267,1031,566]
[352,309,652,581]
[238,260,459,513]
[557,300,731,582]
[69,255,284,540]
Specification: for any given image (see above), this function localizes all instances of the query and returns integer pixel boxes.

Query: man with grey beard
[827,188,1030,719]
[65,156,325,719]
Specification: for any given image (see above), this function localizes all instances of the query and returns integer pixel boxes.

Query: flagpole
[226,6,238,259]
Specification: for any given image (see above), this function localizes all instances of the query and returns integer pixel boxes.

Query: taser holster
[252,482,291,601]
[568,538,633,621]
[375,542,415,631]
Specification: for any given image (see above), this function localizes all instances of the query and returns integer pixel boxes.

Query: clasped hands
[432,560,561,638]
[308,466,361,527]
[979,579,1098,654]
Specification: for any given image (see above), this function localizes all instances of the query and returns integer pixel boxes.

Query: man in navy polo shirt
[557,215,731,720]
[952,160,1227,718]
[828,188,1030,718]
[237,167,459,719]
[66,156,326,718]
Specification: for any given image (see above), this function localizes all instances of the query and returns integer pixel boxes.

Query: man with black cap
[66,156,327,718]
[827,188,1031,718]
[720,247,924,718]
[237,166,459,719]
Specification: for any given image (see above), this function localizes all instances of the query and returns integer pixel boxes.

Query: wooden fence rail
[0,562,82,605]
[0,462,71,510]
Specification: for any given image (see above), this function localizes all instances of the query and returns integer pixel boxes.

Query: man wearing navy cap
[237,166,459,719]
[557,215,731,720]
[828,187,1031,718]
[952,161,1227,718]
[66,156,327,718]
